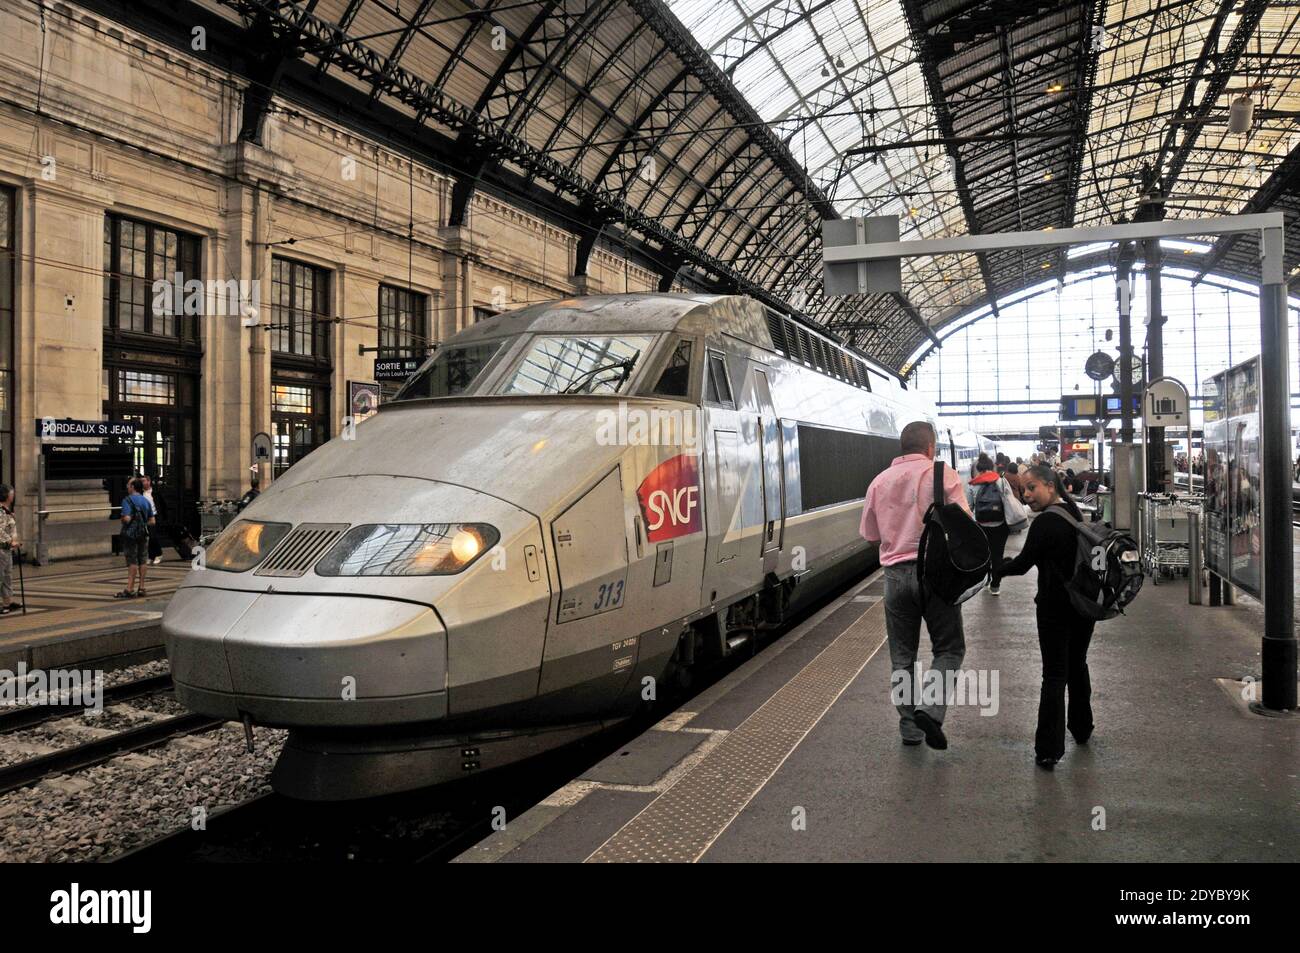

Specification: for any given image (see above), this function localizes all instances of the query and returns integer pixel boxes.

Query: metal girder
[364,0,438,107]
[204,0,804,315]
[1116,0,1268,270]
[314,0,364,77]
[1051,0,1101,288]
[237,12,301,144]
[1193,142,1300,283]
[899,0,1006,316]
[622,0,837,221]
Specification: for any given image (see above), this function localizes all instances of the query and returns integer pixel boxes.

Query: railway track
[0,672,224,797]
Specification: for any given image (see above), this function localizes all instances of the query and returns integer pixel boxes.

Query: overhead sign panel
[822,216,902,297]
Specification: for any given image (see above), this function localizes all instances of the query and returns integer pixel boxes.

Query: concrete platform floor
[0,554,184,669]
[459,526,1299,863]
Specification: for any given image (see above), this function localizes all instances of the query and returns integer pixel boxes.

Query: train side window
[651,338,694,398]
[705,351,734,407]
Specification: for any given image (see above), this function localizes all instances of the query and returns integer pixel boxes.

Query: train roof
[453,293,904,387]
[451,293,749,342]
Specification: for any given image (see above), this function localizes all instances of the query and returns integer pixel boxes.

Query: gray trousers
[883,562,966,734]
[0,548,12,605]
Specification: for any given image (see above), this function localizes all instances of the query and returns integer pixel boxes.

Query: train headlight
[205,520,292,573]
[315,523,500,576]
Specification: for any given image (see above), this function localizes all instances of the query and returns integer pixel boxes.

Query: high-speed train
[163,294,992,799]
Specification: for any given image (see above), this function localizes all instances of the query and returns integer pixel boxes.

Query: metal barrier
[1188,510,1203,604]
[35,506,123,564]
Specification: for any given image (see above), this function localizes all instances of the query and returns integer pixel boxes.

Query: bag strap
[1041,503,1081,529]
[932,460,943,505]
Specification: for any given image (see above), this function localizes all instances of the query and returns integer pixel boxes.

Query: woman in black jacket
[997,464,1094,770]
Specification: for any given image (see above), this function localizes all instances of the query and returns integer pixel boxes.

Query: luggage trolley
[1139,492,1204,584]
[196,499,239,548]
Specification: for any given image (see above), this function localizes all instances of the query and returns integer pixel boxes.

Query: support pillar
[1144,238,1167,491]
[1258,272,1297,711]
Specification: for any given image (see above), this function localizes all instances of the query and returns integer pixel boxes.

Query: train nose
[165,587,447,727]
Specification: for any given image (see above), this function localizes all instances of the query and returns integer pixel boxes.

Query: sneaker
[912,710,948,750]
[989,585,1000,596]
[1035,755,1058,770]
[0,607,10,615]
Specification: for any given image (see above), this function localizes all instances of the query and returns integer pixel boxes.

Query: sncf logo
[637,454,702,542]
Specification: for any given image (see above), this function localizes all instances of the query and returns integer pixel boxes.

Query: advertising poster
[348,380,380,424]
[1201,357,1262,598]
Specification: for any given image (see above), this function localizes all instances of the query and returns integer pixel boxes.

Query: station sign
[42,444,134,480]
[1059,395,1100,421]
[374,357,423,381]
[1143,377,1189,427]
[35,418,138,440]
[1039,425,1097,442]
[1103,393,1142,419]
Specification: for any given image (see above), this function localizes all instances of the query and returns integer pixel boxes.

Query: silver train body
[163,294,972,799]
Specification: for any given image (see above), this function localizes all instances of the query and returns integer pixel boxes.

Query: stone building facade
[0,1,666,558]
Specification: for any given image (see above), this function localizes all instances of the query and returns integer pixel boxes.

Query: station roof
[138,1,1300,372]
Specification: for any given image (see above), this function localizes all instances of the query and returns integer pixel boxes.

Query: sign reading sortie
[35,418,139,440]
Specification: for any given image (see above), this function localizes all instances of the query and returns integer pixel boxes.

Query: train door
[705,349,742,564]
[753,368,784,562]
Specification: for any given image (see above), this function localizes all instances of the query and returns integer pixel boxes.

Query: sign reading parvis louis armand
[35,418,139,439]
[1202,357,1262,599]
[374,358,423,381]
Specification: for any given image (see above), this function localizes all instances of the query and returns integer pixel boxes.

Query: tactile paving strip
[586,603,887,862]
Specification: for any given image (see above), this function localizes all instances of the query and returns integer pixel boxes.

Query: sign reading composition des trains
[35,418,138,439]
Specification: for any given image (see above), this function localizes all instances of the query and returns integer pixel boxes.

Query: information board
[1202,357,1262,598]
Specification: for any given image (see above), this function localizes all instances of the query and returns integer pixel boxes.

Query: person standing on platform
[1003,461,1024,502]
[236,477,260,513]
[966,453,1023,595]
[0,485,19,615]
[996,464,1094,770]
[860,420,969,750]
[141,475,165,565]
[116,477,155,599]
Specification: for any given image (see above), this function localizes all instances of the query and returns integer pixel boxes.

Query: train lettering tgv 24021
[163,293,992,800]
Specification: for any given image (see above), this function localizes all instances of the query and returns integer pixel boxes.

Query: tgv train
[163,294,991,799]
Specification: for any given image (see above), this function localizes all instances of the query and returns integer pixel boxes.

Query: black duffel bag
[917,461,990,604]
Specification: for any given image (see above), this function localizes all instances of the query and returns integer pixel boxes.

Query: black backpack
[1042,505,1144,620]
[917,461,990,605]
[973,480,1005,524]
[123,496,150,540]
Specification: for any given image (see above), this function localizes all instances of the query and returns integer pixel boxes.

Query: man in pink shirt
[860,421,970,750]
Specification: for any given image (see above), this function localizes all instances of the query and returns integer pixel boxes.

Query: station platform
[0,554,184,670]
[456,526,1299,864]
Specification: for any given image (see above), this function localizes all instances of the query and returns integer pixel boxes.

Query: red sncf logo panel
[637,454,702,542]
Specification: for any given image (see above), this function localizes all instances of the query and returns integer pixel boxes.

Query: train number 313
[594,579,625,611]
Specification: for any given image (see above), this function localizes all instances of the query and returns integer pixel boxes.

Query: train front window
[650,338,693,398]
[392,341,502,401]
[497,334,653,396]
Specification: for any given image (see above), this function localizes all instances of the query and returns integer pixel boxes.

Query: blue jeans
[883,562,966,736]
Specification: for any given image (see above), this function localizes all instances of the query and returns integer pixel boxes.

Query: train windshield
[496,334,654,396]
[392,340,503,401]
